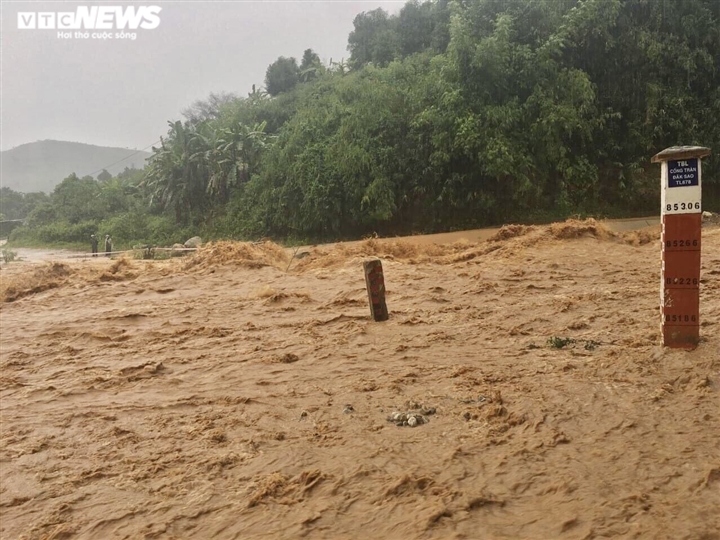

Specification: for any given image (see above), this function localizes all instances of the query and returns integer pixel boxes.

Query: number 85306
[666,202,700,211]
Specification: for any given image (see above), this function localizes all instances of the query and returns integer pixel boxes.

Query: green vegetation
[0,141,151,193]
[0,188,50,221]
[5,167,192,251]
[4,0,719,250]
[547,336,577,349]
[547,336,601,350]
[2,249,18,264]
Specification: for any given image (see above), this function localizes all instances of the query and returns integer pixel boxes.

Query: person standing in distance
[105,234,113,257]
[90,234,99,257]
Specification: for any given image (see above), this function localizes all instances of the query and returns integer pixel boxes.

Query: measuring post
[651,145,711,348]
[363,259,389,322]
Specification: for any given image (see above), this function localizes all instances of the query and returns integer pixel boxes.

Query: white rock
[184,236,202,248]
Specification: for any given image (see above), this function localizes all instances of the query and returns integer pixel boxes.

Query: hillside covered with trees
[1,141,151,194]
[6,0,719,248]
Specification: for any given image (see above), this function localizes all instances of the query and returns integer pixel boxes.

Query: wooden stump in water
[363,259,389,322]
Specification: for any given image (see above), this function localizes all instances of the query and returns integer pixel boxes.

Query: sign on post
[651,146,711,348]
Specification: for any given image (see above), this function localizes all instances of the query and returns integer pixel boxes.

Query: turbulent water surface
[1,219,718,540]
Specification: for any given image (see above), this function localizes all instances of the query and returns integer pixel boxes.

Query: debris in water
[386,409,431,427]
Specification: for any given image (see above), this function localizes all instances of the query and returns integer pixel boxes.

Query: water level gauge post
[651,145,711,349]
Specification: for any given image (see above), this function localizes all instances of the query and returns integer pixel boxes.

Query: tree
[348,9,398,69]
[52,174,103,223]
[144,121,208,223]
[299,48,323,82]
[0,187,25,220]
[347,2,451,68]
[117,166,144,182]
[21,0,717,247]
[329,58,349,76]
[265,57,300,96]
[195,120,273,204]
[98,175,138,215]
[25,203,58,227]
[182,92,240,124]
[397,0,434,57]
[248,84,268,103]
[97,169,112,182]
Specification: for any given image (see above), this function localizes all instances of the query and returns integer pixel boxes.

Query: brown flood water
[1,218,718,540]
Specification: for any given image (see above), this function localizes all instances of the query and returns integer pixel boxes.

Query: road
[0,216,660,265]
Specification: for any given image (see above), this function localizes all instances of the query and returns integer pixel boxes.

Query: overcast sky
[1,1,403,151]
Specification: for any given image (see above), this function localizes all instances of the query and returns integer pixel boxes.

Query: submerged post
[651,145,711,348]
[363,259,389,322]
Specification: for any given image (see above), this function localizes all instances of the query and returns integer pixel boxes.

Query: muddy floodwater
[1,219,718,539]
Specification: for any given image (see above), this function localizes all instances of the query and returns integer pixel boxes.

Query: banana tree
[144,121,208,223]
[202,121,274,202]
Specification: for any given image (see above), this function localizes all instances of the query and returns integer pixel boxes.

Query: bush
[2,249,17,263]
[98,212,149,249]
[98,212,195,249]
[7,209,198,250]
[10,220,99,245]
[146,215,194,246]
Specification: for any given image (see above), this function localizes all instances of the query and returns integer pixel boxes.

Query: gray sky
[1,1,403,151]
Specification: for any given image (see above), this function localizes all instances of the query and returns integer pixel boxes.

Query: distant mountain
[1,140,152,193]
